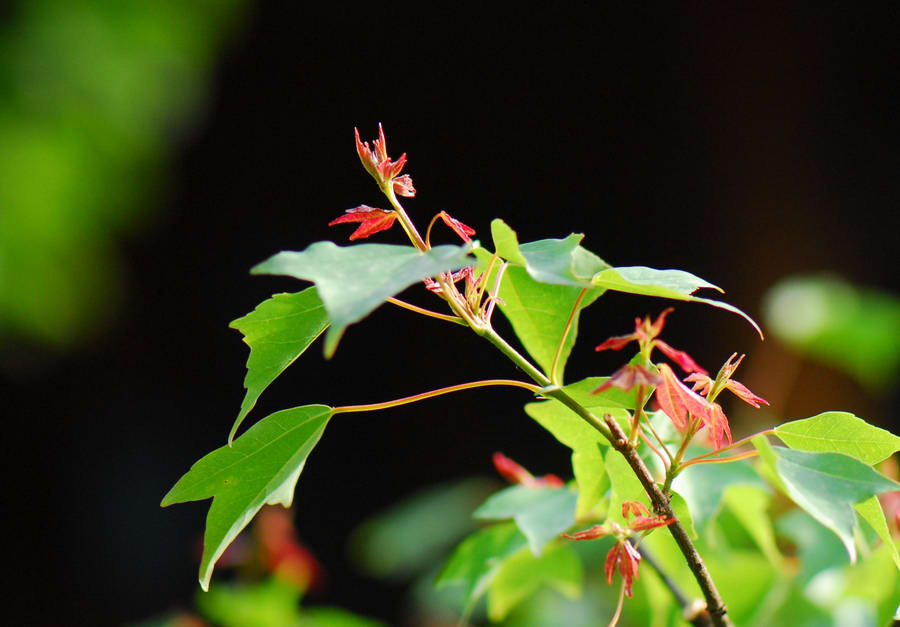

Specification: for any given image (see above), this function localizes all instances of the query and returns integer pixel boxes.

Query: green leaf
[161,404,332,590]
[855,496,900,570]
[474,485,578,556]
[776,509,848,583]
[475,250,603,380]
[435,522,528,617]
[591,266,763,338]
[775,411,900,464]
[488,219,610,288]
[524,377,633,517]
[762,274,900,390]
[349,478,496,580]
[722,485,783,567]
[671,459,768,532]
[252,241,473,357]
[669,490,697,539]
[486,542,582,621]
[605,446,650,525]
[770,446,900,561]
[228,288,330,443]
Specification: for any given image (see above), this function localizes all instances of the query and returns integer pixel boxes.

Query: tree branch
[633,540,713,627]
[606,416,732,627]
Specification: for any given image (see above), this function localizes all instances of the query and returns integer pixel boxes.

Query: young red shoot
[492,452,564,488]
[328,206,398,240]
[595,308,707,374]
[354,124,415,195]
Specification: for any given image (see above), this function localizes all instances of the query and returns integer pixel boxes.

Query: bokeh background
[2,3,898,625]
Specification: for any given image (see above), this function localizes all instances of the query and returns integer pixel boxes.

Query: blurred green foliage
[763,274,900,391]
[0,0,246,346]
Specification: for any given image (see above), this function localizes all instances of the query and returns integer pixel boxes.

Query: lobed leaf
[473,485,578,557]
[161,404,332,590]
[591,266,763,338]
[252,241,473,357]
[767,446,900,562]
[775,411,900,465]
[228,288,330,443]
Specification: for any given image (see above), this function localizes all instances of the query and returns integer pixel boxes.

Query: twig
[605,415,732,626]
[632,540,713,627]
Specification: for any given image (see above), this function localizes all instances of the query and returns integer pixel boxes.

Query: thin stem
[383,184,427,251]
[605,416,732,626]
[332,379,540,415]
[476,253,499,311]
[688,428,776,462]
[678,450,759,471]
[549,288,588,384]
[484,261,507,324]
[480,328,613,441]
[607,581,627,627]
[638,429,670,472]
[644,418,675,465]
[386,297,466,325]
[628,385,648,447]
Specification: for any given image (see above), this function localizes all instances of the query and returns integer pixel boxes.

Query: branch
[633,540,713,627]
[606,416,732,627]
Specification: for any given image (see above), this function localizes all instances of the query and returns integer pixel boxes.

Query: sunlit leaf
[855,496,900,570]
[775,411,900,465]
[486,542,582,621]
[435,522,528,617]
[669,490,697,539]
[227,288,330,443]
[776,509,847,583]
[524,377,633,517]
[605,446,650,526]
[161,404,332,590]
[474,485,578,556]
[767,447,900,561]
[671,459,768,532]
[252,241,473,357]
[723,485,783,567]
[591,266,763,338]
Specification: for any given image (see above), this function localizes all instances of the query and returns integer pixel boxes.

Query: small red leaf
[594,333,637,352]
[438,211,476,242]
[655,339,707,374]
[593,364,662,394]
[392,174,416,197]
[563,524,610,541]
[328,206,398,240]
[655,363,714,432]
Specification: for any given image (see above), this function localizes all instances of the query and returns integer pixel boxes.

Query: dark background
[3,3,898,625]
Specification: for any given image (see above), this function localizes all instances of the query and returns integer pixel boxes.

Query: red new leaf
[438,211,476,242]
[328,206,398,240]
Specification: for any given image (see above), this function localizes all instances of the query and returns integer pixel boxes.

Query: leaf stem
[638,429,670,471]
[331,379,540,415]
[687,428,776,462]
[383,185,428,252]
[644,418,675,466]
[386,297,467,325]
[677,450,759,471]
[549,288,588,384]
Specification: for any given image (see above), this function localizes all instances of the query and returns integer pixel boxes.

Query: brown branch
[606,416,732,627]
[632,540,713,627]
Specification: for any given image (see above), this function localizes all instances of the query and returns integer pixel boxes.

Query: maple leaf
[328,205,398,240]
[685,353,769,408]
[656,363,732,449]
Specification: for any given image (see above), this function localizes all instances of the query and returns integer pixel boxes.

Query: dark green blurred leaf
[435,522,528,617]
[763,274,900,390]
[349,478,497,580]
